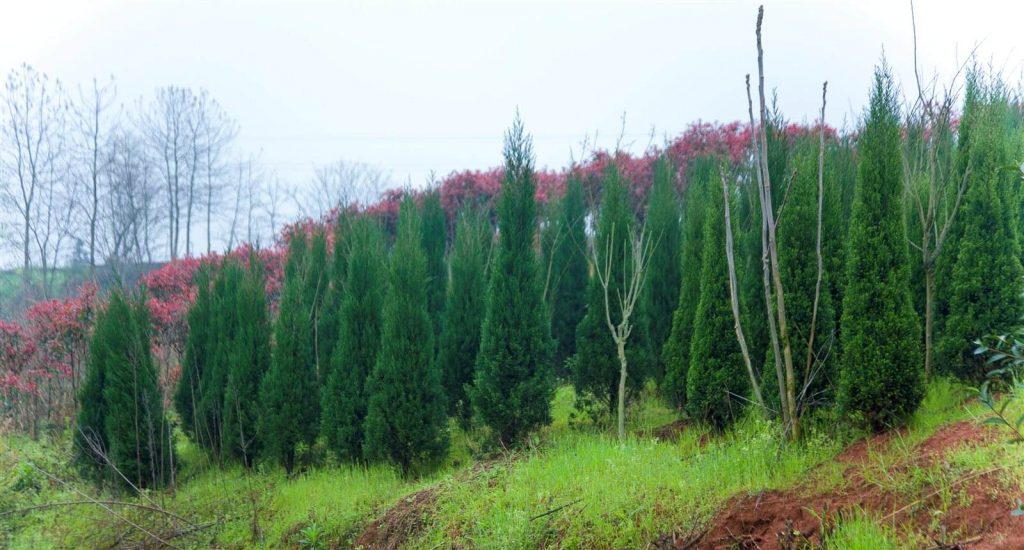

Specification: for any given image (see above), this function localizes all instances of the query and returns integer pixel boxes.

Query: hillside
[2,379,1022,549]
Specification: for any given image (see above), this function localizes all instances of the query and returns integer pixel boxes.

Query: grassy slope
[1,380,1020,549]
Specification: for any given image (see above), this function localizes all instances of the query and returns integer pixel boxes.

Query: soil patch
[352,488,439,550]
[676,421,1018,549]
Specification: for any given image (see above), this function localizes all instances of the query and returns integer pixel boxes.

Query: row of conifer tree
[75,65,1024,486]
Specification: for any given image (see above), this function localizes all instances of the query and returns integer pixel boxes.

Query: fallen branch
[1,499,195,527]
[529,499,583,521]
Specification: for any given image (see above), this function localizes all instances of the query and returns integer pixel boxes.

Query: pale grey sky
[2,0,1022,195]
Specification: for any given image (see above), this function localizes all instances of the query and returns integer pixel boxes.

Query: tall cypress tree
[573,164,652,413]
[99,289,173,488]
[938,94,1024,380]
[317,214,351,380]
[472,116,555,445]
[75,292,115,480]
[838,65,923,431]
[364,198,448,474]
[199,258,244,457]
[260,231,320,473]
[685,167,750,429]
[765,139,837,410]
[223,253,272,465]
[175,265,213,446]
[662,161,710,408]
[321,218,386,462]
[437,208,491,422]
[546,175,588,369]
[307,229,330,382]
[645,155,682,381]
[421,189,448,342]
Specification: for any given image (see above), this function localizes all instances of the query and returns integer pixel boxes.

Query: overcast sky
[2,0,1023,193]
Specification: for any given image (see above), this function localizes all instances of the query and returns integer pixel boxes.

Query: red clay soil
[672,421,1021,550]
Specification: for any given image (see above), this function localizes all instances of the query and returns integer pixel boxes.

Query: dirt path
[673,421,1021,549]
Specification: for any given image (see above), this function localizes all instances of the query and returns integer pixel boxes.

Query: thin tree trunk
[756,6,798,439]
[746,76,787,424]
[924,266,935,381]
[617,341,627,440]
[721,168,764,410]
[804,82,828,387]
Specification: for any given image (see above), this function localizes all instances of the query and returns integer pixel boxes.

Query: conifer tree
[75,295,114,480]
[838,65,923,430]
[260,231,320,473]
[938,95,1024,379]
[307,229,329,382]
[685,167,750,429]
[437,208,491,422]
[317,214,351,379]
[645,156,682,380]
[766,140,837,410]
[321,218,386,461]
[83,289,173,488]
[472,116,555,445]
[421,190,448,341]
[662,162,710,408]
[175,265,213,445]
[364,198,448,474]
[573,164,653,413]
[199,258,244,457]
[546,175,588,368]
[223,254,272,465]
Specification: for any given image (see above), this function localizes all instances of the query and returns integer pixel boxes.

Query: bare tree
[0,64,68,293]
[262,174,286,241]
[197,92,237,255]
[590,222,654,440]
[297,159,389,219]
[719,166,765,410]
[227,154,264,250]
[71,76,117,276]
[903,0,972,381]
[140,87,194,260]
[748,6,798,439]
[803,83,829,391]
[102,128,159,271]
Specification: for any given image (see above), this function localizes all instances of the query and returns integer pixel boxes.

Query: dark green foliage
[79,289,172,489]
[938,93,1024,380]
[766,140,837,411]
[175,265,213,446]
[260,232,320,473]
[321,218,386,462]
[437,209,491,422]
[307,230,330,382]
[75,298,113,480]
[472,116,556,446]
[199,258,244,457]
[545,176,589,370]
[421,190,448,342]
[317,215,352,381]
[364,198,449,474]
[662,161,710,408]
[838,66,923,431]
[222,255,272,465]
[573,164,653,414]
[645,156,682,381]
[933,73,981,341]
[685,167,750,429]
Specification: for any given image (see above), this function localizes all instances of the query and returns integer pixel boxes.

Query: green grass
[0,378,1003,549]
[825,511,915,549]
